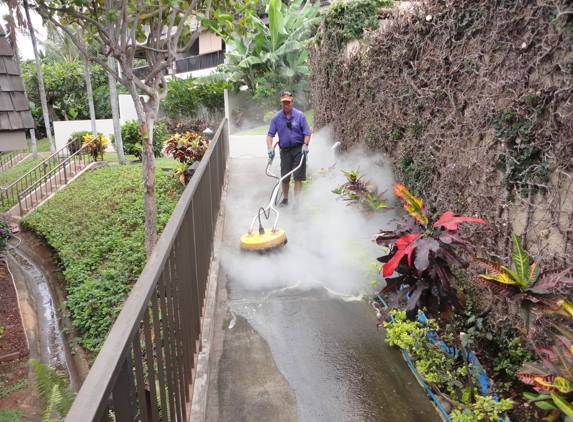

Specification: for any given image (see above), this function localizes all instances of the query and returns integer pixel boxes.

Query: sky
[0,5,46,61]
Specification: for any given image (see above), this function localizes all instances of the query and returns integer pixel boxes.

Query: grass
[0,157,53,187]
[21,165,185,353]
[0,409,25,422]
[102,153,180,169]
[233,109,314,136]
[29,138,52,153]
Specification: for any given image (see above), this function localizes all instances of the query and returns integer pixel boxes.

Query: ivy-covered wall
[309,0,573,267]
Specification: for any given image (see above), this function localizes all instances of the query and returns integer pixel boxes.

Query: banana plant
[475,233,573,338]
[197,0,320,92]
[375,184,487,324]
[517,325,573,421]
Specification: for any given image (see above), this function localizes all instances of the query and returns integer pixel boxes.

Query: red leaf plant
[375,184,487,326]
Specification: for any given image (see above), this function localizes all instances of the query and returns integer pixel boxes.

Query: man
[266,91,311,206]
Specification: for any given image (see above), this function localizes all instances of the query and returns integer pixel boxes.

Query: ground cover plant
[0,158,54,188]
[383,309,514,422]
[20,165,184,353]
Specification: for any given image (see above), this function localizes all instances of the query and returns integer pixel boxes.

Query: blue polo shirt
[267,108,311,149]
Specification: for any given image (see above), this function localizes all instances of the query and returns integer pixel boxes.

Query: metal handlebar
[246,145,306,235]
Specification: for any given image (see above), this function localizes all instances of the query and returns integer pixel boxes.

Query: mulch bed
[0,260,29,361]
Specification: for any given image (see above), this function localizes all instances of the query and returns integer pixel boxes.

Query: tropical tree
[32,0,244,256]
[22,59,108,121]
[198,0,320,95]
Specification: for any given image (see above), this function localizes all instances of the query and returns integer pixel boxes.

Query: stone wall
[309,0,573,267]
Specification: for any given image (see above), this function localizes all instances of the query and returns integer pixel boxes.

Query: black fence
[64,118,229,422]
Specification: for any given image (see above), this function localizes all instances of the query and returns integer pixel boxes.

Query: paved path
[198,133,443,422]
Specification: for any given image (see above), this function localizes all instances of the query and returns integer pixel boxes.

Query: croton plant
[375,184,487,325]
[518,324,573,421]
[475,232,573,339]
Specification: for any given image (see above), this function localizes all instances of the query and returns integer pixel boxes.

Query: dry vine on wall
[309,0,573,281]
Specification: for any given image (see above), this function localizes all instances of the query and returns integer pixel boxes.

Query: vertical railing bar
[125,352,138,419]
[143,303,160,422]
[190,197,203,337]
[132,330,149,422]
[162,263,182,422]
[158,272,177,421]
[151,288,169,422]
[168,246,189,411]
[176,223,197,384]
[111,355,135,421]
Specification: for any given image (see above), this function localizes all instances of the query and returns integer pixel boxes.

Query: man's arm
[303,135,310,145]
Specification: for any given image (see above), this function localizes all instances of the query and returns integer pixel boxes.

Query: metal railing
[16,138,101,216]
[133,51,225,79]
[65,118,229,422]
[0,139,95,214]
[0,149,28,173]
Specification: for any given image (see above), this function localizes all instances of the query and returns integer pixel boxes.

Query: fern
[41,385,61,422]
[31,359,77,419]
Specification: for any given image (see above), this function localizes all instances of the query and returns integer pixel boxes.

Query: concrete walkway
[193,133,443,422]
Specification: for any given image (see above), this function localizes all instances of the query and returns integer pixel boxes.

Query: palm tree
[23,0,55,155]
[108,54,125,165]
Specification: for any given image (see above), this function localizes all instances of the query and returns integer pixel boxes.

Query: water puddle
[9,248,80,390]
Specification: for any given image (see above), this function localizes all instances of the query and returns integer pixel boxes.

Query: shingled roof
[0,24,35,131]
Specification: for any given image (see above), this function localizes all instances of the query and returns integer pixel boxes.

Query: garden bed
[0,260,28,362]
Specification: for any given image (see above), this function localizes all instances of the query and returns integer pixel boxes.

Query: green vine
[316,0,394,47]
[493,107,549,199]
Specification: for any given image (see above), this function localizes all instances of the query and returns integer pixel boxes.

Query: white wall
[53,94,144,151]
[53,119,115,151]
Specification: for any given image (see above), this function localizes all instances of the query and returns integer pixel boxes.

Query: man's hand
[268,146,275,159]
[302,144,309,155]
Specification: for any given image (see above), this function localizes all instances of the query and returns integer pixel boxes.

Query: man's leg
[282,181,290,200]
[294,180,302,204]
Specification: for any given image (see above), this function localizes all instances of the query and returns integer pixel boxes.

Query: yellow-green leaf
[480,273,519,285]
[511,233,530,284]
[552,393,573,418]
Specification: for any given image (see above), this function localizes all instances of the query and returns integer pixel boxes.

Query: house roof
[0,24,35,131]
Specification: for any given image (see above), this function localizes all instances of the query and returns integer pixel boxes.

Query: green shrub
[116,120,168,160]
[0,212,14,250]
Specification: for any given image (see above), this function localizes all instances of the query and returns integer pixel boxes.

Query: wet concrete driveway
[202,134,442,422]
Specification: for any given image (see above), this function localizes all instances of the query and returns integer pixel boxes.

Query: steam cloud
[222,126,397,298]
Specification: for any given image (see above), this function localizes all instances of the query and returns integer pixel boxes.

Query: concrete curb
[189,157,230,422]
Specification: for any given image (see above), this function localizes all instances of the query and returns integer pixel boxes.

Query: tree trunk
[141,110,157,258]
[124,65,157,257]
[30,128,37,159]
[84,55,97,136]
[24,0,55,155]
[108,55,125,165]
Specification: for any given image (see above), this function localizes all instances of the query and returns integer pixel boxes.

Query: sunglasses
[282,91,293,97]
[286,121,292,129]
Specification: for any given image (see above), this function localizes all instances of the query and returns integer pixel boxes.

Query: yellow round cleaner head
[240,228,287,252]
